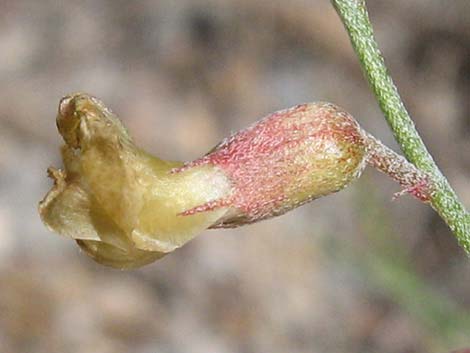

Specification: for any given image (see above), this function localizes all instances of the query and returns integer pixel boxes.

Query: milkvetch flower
[39,93,429,269]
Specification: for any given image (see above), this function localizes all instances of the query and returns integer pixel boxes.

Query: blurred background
[1,0,470,352]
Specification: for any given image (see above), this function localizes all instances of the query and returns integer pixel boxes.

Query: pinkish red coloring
[175,103,369,227]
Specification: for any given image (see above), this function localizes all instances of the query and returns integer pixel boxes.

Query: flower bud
[39,94,368,268]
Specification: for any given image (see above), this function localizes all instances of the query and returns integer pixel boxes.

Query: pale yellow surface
[39,93,231,268]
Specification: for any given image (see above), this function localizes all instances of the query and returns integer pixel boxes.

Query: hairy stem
[332,0,470,253]
[364,133,431,202]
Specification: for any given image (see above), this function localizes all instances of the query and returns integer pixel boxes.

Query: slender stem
[331,0,470,253]
[364,133,431,202]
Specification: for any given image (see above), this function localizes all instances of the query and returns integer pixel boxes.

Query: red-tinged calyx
[176,103,369,227]
[176,103,434,226]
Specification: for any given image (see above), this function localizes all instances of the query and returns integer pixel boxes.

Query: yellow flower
[39,93,368,269]
[39,93,232,268]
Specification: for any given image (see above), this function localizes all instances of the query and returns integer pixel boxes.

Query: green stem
[331,0,470,253]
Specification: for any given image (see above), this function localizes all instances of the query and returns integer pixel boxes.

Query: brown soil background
[1,1,470,352]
